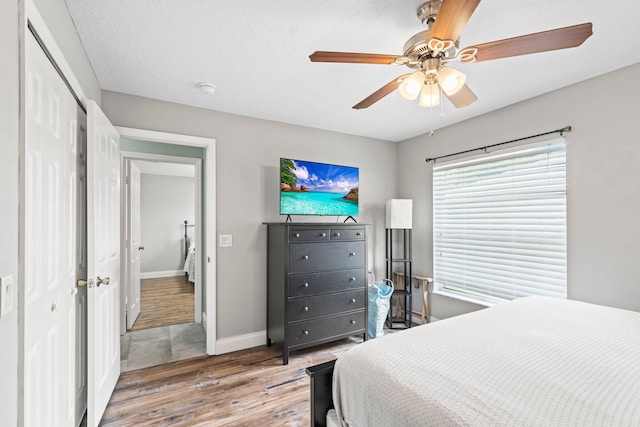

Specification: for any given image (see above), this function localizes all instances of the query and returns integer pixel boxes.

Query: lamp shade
[419,82,440,107]
[399,71,425,101]
[437,67,466,96]
[385,199,413,229]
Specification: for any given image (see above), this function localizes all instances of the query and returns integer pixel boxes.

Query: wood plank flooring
[101,337,363,426]
[131,276,195,331]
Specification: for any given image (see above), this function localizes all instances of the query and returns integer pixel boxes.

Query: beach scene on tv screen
[280,158,358,216]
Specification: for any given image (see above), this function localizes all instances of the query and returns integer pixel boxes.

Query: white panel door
[24,33,84,427]
[86,101,121,427]
[127,161,142,329]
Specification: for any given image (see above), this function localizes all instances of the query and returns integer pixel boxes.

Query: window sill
[432,289,497,308]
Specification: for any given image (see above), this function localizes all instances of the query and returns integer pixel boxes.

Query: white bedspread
[183,249,196,283]
[333,296,640,426]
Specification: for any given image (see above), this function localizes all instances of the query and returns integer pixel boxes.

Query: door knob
[96,276,110,287]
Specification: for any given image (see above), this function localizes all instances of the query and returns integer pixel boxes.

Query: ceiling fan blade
[430,0,481,43]
[444,84,477,108]
[309,51,400,65]
[353,75,409,109]
[471,23,593,62]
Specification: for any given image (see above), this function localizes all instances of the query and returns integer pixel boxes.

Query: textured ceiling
[65,0,640,142]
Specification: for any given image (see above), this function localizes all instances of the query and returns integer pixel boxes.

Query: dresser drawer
[288,311,365,347]
[288,289,365,322]
[289,228,330,242]
[330,227,365,241]
[289,241,364,273]
[288,268,365,297]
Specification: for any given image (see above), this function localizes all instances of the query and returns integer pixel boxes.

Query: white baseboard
[215,330,266,355]
[140,270,184,279]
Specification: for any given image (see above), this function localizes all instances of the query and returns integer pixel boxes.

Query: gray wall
[0,2,19,425]
[140,174,196,274]
[398,63,640,320]
[101,90,398,339]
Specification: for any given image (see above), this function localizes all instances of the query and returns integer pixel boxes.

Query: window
[432,139,567,305]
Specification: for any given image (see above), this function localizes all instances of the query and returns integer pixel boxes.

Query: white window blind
[433,139,567,304]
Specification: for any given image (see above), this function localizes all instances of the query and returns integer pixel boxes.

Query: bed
[183,220,196,283]
[307,296,640,427]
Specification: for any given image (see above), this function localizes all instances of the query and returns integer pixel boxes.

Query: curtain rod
[425,126,572,163]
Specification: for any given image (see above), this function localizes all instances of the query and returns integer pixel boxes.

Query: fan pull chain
[429,102,435,136]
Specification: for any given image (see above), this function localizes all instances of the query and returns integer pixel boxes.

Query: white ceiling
[65,0,640,142]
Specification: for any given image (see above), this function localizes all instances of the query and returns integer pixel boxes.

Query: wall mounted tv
[280,158,359,217]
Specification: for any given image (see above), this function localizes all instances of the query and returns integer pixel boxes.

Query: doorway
[120,155,206,370]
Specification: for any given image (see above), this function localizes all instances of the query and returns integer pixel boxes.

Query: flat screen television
[280,158,359,217]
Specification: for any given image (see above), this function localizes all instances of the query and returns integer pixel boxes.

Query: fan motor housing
[403,29,459,66]
[404,0,459,67]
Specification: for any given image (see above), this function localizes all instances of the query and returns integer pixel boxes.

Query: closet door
[23,31,85,426]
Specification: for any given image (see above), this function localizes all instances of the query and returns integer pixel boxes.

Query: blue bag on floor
[367,279,394,339]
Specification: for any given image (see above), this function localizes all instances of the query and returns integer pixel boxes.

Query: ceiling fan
[309,0,593,110]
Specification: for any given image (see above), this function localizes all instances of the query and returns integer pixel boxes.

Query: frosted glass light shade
[399,71,425,101]
[437,67,466,95]
[386,199,413,229]
[419,82,440,107]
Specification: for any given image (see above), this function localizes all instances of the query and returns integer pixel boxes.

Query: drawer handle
[303,255,309,260]
[303,330,309,335]
[350,320,356,325]
[335,232,341,237]
[349,277,356,282]
[295,233,300,238]
[350,298,356,304]
[304,306,309,312]
[356,232,362,236]
[321,233,326,237]
[349,252,356,256]
[303,283,309,288]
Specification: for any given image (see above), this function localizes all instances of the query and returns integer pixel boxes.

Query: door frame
[117,127,217,355]
[120,153,203,333]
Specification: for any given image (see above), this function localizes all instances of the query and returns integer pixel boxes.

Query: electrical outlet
[219,234,233,247]
[0,274,14,318]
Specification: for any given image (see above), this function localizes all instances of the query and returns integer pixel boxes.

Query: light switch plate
[219,234,233,247]
[0,274,14,318]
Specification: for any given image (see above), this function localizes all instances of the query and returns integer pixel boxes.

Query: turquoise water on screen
[281,191,358,216]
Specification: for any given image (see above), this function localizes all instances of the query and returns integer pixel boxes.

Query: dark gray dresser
[266,223,368,364]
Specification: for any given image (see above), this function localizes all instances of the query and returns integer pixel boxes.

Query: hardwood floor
[131,275,195,331]
[101,337,363,426]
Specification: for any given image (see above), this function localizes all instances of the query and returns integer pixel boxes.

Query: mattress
[333,296,640,426]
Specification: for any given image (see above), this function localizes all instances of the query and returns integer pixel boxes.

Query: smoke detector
[197,82,216,95]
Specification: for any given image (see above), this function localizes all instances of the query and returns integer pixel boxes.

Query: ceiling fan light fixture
[399,70,426,100]
[437,67,466,95]
[419,82,440,107]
